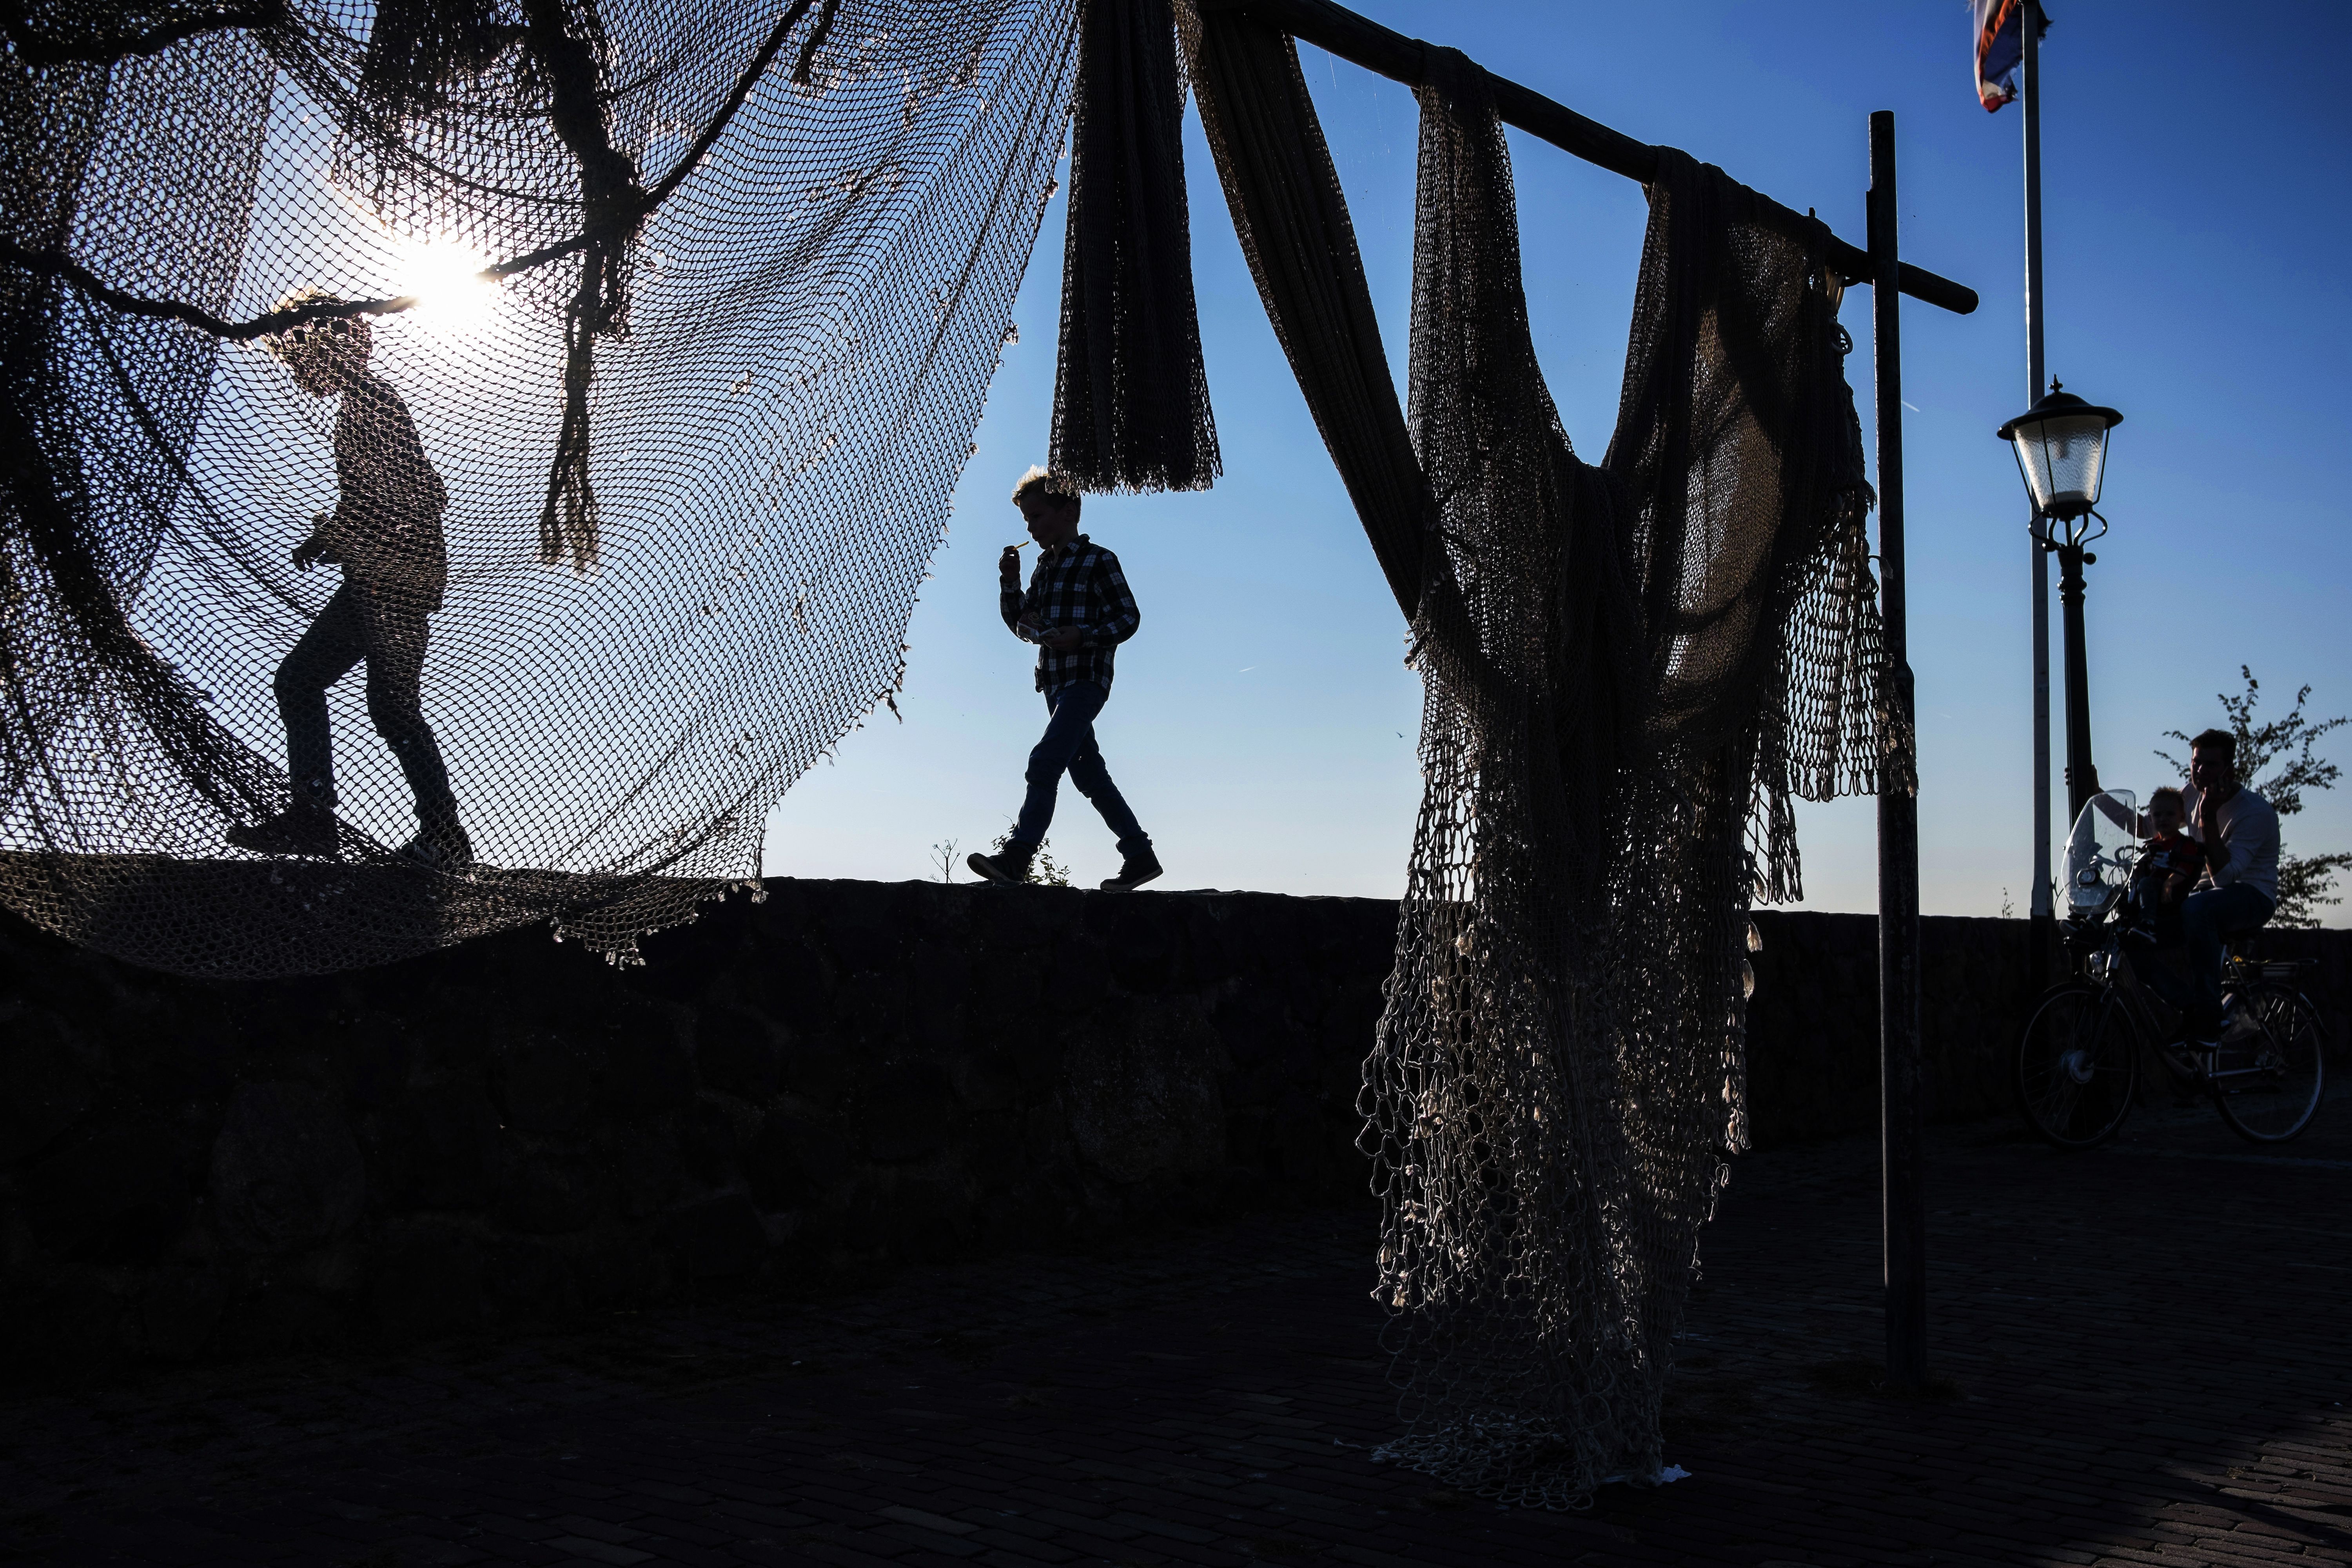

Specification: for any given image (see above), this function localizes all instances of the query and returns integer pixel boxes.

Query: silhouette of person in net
[227,296,472,870]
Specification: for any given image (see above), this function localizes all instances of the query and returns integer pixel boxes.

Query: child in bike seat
[2131,786,2201,936]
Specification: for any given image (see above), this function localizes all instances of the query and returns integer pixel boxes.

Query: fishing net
[1047,0,1216,493]
[1190,13,1893,1506]
[0,0,1089,975]
[9,0,1897,1508]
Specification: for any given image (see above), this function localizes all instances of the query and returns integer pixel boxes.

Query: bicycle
[2014,791,2328,1150]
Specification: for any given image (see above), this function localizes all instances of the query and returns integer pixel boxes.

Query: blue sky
[766,0,2352,922]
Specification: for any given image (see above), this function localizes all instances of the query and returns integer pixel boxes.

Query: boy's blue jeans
[1011,681,1149,857]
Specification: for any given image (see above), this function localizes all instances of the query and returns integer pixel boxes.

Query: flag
[1975,0,2025,111]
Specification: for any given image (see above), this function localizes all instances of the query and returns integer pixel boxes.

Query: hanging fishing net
[9,0,1900,1511]
[1189,11,1896,1506]
[1,0,1090,976]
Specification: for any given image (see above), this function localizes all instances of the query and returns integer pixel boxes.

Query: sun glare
[398,238,497,330]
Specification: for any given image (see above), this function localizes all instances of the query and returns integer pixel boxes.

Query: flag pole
[2023,1,2055,982]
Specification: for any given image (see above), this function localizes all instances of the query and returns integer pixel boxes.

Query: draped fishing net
[9,0,1895,1510]
[0,0,1084,975]
[1189,13,1893,1506]
[1047,0,1216,493]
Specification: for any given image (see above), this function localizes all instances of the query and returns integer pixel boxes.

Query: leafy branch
[2156,666,2347,927]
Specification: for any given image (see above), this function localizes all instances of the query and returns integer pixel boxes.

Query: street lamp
[1998,380,2123,825]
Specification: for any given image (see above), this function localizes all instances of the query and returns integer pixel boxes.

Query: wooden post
[1869,109,1927,1395]
[1202,0,1980,315]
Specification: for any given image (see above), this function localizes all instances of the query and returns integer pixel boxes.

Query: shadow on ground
[3,1091,2348,1567]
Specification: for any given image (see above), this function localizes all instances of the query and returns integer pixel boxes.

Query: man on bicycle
[2178,728,2279,1047]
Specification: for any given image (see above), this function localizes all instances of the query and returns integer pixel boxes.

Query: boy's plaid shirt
[1001,534,1140,692]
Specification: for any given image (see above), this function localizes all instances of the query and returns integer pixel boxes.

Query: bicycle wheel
[2213,985,2327,1143]
[2017,982,2140,1149]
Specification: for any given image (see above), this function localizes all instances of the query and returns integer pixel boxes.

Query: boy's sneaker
[1100,849,1162,892]
[967,844,1034,886]
[227,804,339,858]
[398,822,474,873]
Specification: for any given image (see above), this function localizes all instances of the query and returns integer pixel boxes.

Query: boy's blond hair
[2148,784,2186,817]
[1009,464,1079,513]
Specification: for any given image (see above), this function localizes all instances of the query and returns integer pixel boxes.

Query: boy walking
[226,297,471,870]
[967,468,1161,891]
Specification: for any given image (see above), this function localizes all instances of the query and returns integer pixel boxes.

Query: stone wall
[2,877,2345,1382]
[1742,912,2352,1144]
[0,880,1390,1383]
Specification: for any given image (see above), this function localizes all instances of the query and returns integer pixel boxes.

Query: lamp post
[1998,381,2123,826]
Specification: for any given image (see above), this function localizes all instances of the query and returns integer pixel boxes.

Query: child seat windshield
[2065,791,2140,915]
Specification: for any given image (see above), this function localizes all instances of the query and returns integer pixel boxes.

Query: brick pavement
[3,1090,2348,1568]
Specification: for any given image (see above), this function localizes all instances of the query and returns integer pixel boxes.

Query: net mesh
[1189,16,1891,1507]
[1,0,1083,975]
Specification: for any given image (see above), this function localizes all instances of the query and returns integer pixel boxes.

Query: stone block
[138,1268,233,1361]
[370,1222,486,1340]
[109,1005,236,1101]
[1321,981,1384,1045]
[209,1082,368,1255]
[751,937,837,1031]
[823,883,910,973]
[907,939,971,1005]
[0,1273,128,1385]
[490,1241,582,1326]
[607,1126,685,1217]
[1096,899,1177,993]
[342,1012,416,1109]
[775,1032,852,1100]
[601,1011,695,1117]
[1267,1089,1348,1189]
[964,884,1063,953]
[744,1113,849,1210]
[216,1276,333,1358]
[876,1173,978,1258]
[493,1138,609,1235]
[958,1110,1029,1191]
[1064,996,1225,1185]
[22,1114,194,1263]
[386,1082,499,1210]
[659,1192,767,1278]
[945,1052,1021,1113]
[495,1030,604,1134]
[858,1061,957,1163]
[568,1228,667,1307]
[696,1007,785,1099]
[909,980,965,1054]
[1050,951,1113,1014]
[677,1096,741,1186]
[831,974,911,1048]
[1211,993,1290,1069]
[0,1006,99,1164]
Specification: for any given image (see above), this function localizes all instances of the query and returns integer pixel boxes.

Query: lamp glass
[2012,412,2112,517]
